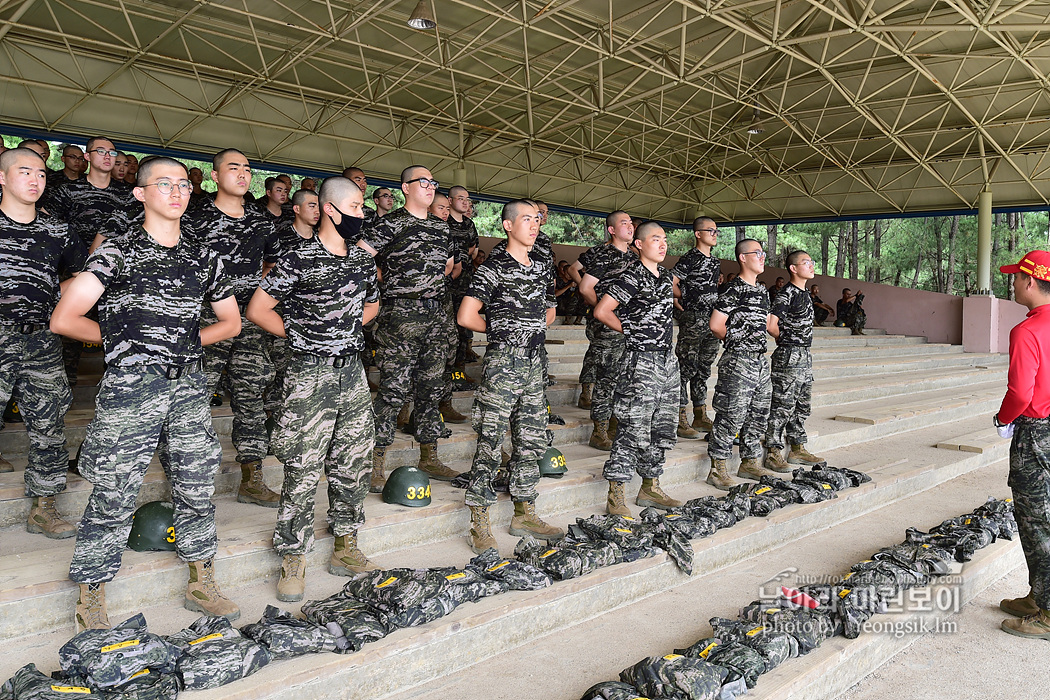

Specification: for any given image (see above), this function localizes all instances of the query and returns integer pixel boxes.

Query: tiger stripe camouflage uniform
[182,200,280,464]
[261,236,379,555]
[264,221,313,416]
[363,207,452,449]
[39,177,139,387]
[672,247,722,410]
[69,225,234,583]
[581,243,639,422]
[601,264,679,482]
[765,283,814,450]
[448,215,479,367]
[0,211,86,493]
[465,245,555,507]
[708,277,772,461]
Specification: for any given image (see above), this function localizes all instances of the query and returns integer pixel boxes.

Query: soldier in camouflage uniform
[427,192,469,424]
[178,149,282,507]
[247,176,380,603]
[51,157,242,632]
[448,186,479,368]
[707,238,773,490]
[263,189,320,417]
[765,250,825,472]
[575,212,639,450]
[358,165,458,490]
[39,136,138,388]
[672,217,722,439]
[457,199,562,553]
[994,251,1050,639]
[593,222,682,516]
[0,148,87,537]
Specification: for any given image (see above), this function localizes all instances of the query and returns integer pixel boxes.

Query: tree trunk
[849,220,859,279]
[736,225,747,243]
[933,218,945,293]
[835,224,846,277]
[868,220,882,283]
[821,230,831,276]
[766,224,778,266]
[945,215,959,294]
[911,251,922,288]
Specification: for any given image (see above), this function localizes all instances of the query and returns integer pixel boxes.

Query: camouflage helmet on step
[382,466,433,507]
[538,447,568,478]
[127,501,176,551]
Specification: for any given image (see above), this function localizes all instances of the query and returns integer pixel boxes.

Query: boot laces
[283,554,304,577]
[80,585,106,627]
[39,498,62,519]
[610,482,626,507]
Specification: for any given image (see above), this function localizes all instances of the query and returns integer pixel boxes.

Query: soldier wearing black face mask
[356,165,457,491]
[247,176,380,601]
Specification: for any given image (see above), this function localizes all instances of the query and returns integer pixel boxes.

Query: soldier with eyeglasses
[357,165,458,490]
[47,145,85,187]
[706,238,775,490]
[39,136,140,387]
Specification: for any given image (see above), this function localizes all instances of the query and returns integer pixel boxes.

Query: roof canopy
[2,0,1048,222]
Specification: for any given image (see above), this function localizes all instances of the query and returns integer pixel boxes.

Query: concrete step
[381,456,1015,700]
[0,411,1012,650]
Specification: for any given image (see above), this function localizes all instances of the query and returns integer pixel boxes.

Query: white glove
[997,422,1015,439]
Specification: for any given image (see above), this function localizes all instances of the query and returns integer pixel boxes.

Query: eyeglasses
[797,259,816,268]
[696,227,719,234]
[89,148,119,158]
[142,180,192,195]
[405,177,440,189]
[376,193,394,198]
[741,250,767,259]
[62,154,86,162]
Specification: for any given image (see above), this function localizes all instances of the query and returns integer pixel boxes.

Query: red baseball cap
[1000,250,1050,282]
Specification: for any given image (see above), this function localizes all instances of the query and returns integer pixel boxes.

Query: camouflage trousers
[590,330,626,422]
[765,346,813,449]
[708,351,772,460]
[1008,416,1050,610]
[0,326,71,497]
[202,310,274,463]
[272,355,375,556]
[675,311,720,408]
[603,349,679,482]
[70,364,220,583]
[440,297,459,404]
[373,298,446,447]
[578,317,599,384]
[264,334,292,416]
[466,346,547,507]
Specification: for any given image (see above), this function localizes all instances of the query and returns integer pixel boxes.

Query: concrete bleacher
[0,322,1018,698]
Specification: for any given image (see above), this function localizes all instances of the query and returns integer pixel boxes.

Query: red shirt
[999,304,1050,423]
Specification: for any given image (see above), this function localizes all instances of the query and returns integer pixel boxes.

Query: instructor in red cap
[995,250,1050,638]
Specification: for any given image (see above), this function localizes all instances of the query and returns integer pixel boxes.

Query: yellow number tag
[613,527,632,533]
[486,561,510,572]
[755,486,772,495]
[188,633,224,646]
[130,669,151,679]
[445,572,467,581]
[839,588,852,598]
[540,549,557,558]
[166,526,176,543]
[698,642,718,658]
[49,686,92,694]
[555,455,566,467]
[662,653,683,661]
[100,639,139,653]
[746,626,764,637]
[376,576,399,588]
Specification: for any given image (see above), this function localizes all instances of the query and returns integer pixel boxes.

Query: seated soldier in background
[836,288,866,335]
[810,283,834,326]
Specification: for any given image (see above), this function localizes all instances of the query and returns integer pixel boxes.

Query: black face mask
[329,206,363,242]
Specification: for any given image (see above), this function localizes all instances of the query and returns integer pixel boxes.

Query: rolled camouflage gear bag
[788,472,838,501]
[681,497,738,530]
[797,583,881,640]
[165,615,271,690]
[794,466,851,491]
[103,667,179,700]
[240,605,338,659]
[973,498,1017,539]
[514,534,622,581]
[872,543,954,576]
[767,476,826,504]
[467,548,552,590]
[58,614,179,690]
[341,568,450,618]
[903,527,989,562]
[721,492,753,521]
[641,508,717,540]
[576,514,658,559]
[708,618,799,672]
[812,465,871,488]
[737,604,835,655]
[300,595,388,653]
[702,641,767,689]
[433,567,509,604]
[384,592,461,630]
[847,559,929,591]
[1,664,103,700]
[579,680,650,700]
[618,653,729,700]
[727,483,792,517]
[630,509,694,574]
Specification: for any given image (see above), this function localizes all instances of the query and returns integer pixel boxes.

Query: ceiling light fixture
[407,0,436,30]
[747,107,765,135]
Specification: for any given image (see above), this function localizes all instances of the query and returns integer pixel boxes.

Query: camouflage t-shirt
[86,226,234,367]
[254,200,294,227]
[260,236,379,356]
[714,276,770,354]
[672,247,721,319]
[273,221,314,258]
[448,215,479,297]
[582,243,639,339]
[361,207,451,300]
[604,264,674,352]
[532,229,554,266]
[0,211,87,324]
[771,283,813,347]
[40,177,140,247]
[468,245,554,349]
[182,200,280,306]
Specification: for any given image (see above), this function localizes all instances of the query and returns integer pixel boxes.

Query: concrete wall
[481,236,969,346]
[961,294,1028,353]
